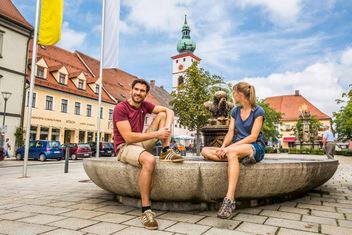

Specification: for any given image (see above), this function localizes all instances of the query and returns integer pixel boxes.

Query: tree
[334,85,352,140]
[257,100,282,143]
[14,127,24,148]
[170,62,223,155]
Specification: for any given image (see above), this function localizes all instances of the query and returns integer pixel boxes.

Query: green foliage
[288,148,325,155]
[257,100,281,142]
[333,85,352,140]
[14,127,24,148]
[335,150,352,156]
[309,117,321,144]
[170,62,223,155]
[170,62,223,132]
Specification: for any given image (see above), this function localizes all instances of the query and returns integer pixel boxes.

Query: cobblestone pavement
[0,155,351,235]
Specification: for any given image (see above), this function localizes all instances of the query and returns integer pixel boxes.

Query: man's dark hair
[131,79,150,93]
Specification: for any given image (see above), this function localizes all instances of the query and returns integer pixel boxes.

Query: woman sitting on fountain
[201,81,265,219]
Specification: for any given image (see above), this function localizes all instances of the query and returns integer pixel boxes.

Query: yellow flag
[38,0,64,45]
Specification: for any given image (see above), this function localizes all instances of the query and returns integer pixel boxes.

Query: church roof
[177,15,196,53]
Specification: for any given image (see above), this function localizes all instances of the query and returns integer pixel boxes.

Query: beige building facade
[24,85,115,144]
[0,0,32,155]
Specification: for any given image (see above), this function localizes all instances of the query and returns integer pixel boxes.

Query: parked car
[87,142,114,157]
[16,140,63,161]
[61,143,92,160]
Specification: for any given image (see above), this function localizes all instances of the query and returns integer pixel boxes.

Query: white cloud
[230,48,352,117]
[122,0,192,33]
[57,22,87,51]
[341,47,352,65]
[235,0,302,25]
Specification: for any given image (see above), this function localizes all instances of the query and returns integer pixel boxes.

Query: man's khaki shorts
[116,127,158,167]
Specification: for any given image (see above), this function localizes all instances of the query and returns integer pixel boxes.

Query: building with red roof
[264,90,331,148]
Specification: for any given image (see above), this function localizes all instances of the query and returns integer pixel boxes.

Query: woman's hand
[216,147,229,159]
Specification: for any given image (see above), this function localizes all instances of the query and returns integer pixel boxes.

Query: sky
[13,0,352,117]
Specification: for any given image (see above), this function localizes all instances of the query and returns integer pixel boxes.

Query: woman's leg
[225,144,253,200]
[201,147,227,161]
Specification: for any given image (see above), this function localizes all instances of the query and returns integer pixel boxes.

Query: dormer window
[95,84,99,93]
[37,66,45,78]
[78,79,84,89]
[59,73,65,84]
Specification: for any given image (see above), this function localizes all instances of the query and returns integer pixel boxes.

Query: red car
[61,143,92,160]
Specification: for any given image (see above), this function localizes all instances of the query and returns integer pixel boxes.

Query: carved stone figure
[204,90,233,126]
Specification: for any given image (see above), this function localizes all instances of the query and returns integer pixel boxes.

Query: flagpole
[23,0,41,177]
[96,0,106,158]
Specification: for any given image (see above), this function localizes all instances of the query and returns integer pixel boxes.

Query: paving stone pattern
[0,155,351,234]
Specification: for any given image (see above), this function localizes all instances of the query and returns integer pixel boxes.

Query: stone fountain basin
[83,154,338,202]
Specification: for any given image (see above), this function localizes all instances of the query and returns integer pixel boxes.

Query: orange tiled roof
[68,71,82,79]
[264,93,331,121]
[48,65,63,72]
[27,42,116,105]
[75,51,161,105]
[0,0,32,30]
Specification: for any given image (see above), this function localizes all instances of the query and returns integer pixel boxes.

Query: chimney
[295,90,300,96]
[150,80,155,88]
[160,85,164,89]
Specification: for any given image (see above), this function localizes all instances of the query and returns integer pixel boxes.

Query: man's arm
[116,120,169,144]
[152,105,174,129]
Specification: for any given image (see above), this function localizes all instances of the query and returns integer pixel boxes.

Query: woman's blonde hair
[233,82,256,108]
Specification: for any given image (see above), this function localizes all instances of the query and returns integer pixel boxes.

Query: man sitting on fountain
[113,79,184,230]
[201,82,265,219]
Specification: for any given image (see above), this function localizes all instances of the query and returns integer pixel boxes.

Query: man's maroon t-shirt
[113,100,155,152]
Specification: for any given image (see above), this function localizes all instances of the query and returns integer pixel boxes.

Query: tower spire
[177,14,196,53]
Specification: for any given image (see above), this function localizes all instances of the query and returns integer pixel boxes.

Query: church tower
[171,15,201,91]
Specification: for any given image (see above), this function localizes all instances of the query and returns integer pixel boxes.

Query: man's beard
[132,94,144,103]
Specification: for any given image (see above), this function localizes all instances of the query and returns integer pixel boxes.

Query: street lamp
[2,91,12,127]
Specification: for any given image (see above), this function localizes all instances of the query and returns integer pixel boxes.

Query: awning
[283,137,296,142]
[173,135,195,140]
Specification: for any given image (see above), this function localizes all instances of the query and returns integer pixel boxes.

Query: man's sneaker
[140,209,158,230]
[160,149,184,162]
[217,197,236,219]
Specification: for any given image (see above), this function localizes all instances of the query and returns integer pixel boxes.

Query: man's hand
[155,127,171,140]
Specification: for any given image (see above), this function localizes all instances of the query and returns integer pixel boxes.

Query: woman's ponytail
[248,85,256,108]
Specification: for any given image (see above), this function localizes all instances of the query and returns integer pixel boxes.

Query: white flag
[102,0,120,68]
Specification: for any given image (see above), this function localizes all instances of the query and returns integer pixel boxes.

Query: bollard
[64,146,69,173]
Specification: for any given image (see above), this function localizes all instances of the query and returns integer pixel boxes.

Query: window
[95,84,100,93]
[100,107,103,119]
[87,104,92,117]
[0,31,4,58]
[109,109,113,120]
[74,102,80,115]
[78,79,84,89]
[178,76,184,86]
[59,73,65,84]
[26,92,36,107]
[61,99,68,113]
[45,96,53,110]
[183,58,186,62]
[176,59,178,63]
[37,66,45,78]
